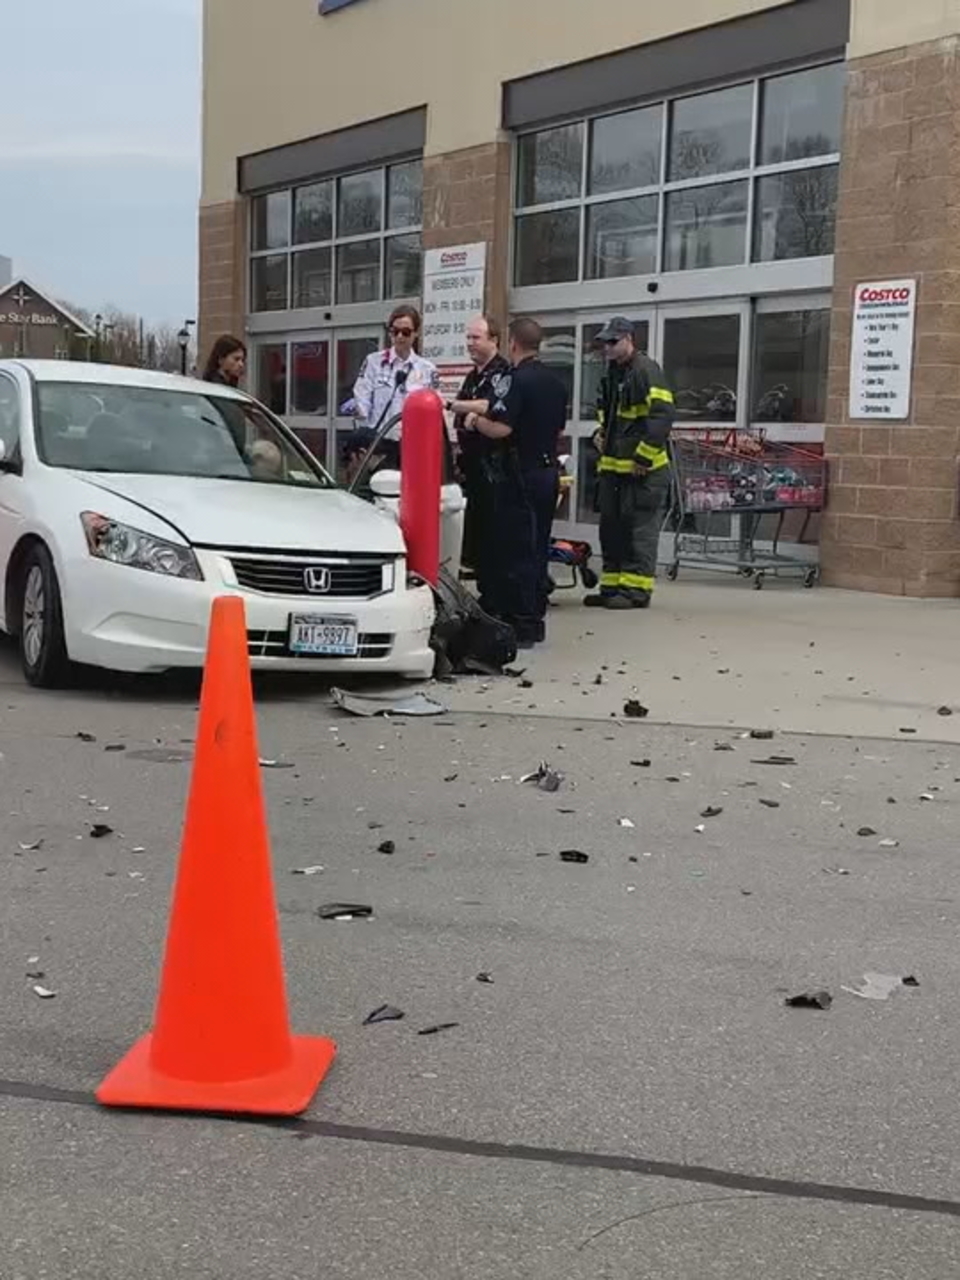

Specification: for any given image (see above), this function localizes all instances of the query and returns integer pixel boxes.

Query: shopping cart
[665,431,826,589]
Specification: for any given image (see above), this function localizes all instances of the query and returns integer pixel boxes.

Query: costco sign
[850,279,918,422]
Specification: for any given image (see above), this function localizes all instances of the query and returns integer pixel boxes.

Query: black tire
[581,566,599,590]
[19,544,71,688]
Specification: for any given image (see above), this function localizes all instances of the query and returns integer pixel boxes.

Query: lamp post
[177,318,196,376]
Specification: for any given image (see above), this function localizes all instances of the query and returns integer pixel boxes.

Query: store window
[257,344,288,416]
[512,62,842,286]
[662,315,740,422]
[291,341,330,415]
[754,167,839,262]
[752,309,830,424]
[540,326,576,418]
[250,159,423,311]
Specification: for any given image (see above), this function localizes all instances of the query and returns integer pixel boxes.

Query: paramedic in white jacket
[352,305,439,464]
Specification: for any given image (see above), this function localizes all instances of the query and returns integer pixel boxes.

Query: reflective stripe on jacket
[596,353,675,475]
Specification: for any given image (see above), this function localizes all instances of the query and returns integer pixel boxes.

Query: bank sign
[849,279,918,422]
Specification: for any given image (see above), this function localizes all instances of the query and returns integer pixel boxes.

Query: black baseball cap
[596,316,636,342]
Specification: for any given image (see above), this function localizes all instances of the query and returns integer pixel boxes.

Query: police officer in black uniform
[467,317,566,647]
[446,315,510,593]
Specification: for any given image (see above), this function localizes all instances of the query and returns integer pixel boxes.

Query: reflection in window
[514,209,581,286]
[754,168,838,262]
[387,161,423,229]
[251,255,288,312]
[586,196,658,279]
[257,344,288,416]
[336,336,379,415]
[576,436,600,526]
[517,124,584,206]
[753,310,830,424]
[669,84,754,181]
[579,321,651,419]
[251,191,290,250]
[337,239,381,304]
[664,182,748,271]
[662,315,740,422]
[589,106,662,194]
[293,248,333,309]
[291,342,330,415]
[293,181,333,245]
[539,327,575,419]
[760,64,844,165]
[385,234,422,297]
[338,170,383,237]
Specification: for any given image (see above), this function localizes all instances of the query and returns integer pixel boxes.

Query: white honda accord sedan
[0,361,435,686]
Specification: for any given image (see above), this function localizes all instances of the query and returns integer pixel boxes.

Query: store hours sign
[421,242,487,399]
[849,279,918,421]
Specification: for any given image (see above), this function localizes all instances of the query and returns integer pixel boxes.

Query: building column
[421,140,512,327]
[821,35,960,595]
[198,199,247,368]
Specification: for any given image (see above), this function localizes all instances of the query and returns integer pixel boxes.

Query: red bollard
[399,388,444,586]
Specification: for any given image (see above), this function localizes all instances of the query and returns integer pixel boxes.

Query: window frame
[511,59,843,289]
[249,157,424,313]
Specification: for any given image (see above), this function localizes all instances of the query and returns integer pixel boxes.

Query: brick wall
[422,141,512,328]
[198,200,246,369]
[821,36,960,596]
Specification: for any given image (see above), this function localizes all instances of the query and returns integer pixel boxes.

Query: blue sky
[1,0,200,325]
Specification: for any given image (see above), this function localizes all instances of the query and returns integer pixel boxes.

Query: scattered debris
[623,700,649,719]
[759,799,780,809]
[694,824,706,834]
[291,866,325,876]
[740,889,753,897]
[937,706,954,717]
[88,824,113,839]
[920,793,936,803]
[363,1004,405,1025]
[899,727,917,735]
[17,839,44,852]
[785,990,832,1010]
[104,743,126,753]
[25,969,44,980]
[559,850,589,864]
[823,866,851,876]
[377,840,396,855]
[902,975,920,988]
[316,903,374,920]
[700,806,723,819]
[503,668,527,679]
[630,759,652,768]
[594,674,604,686]
[32,985,57,1000]
[418,1023,460,1036]
[520,762,563,793]
[857,827,877,838]
[751,756,797,767]
[618,817,636,829]
[842,973,915,1002]
[331,688,447,718]
[750,729,775,741]
[519,680,534,690]
[443,772,459,783]
[878,839,900,849]
[259,758,294,769]
[75,732,97,743]
[476,972,494,985]
[714,742,735,753]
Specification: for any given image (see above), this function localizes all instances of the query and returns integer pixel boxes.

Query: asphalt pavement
[2,587,960,1278]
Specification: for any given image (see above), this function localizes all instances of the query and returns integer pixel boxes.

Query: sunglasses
[602,337,623,346]
[391,327,415,338]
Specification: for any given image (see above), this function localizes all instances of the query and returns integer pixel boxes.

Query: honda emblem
[304,566,332,594]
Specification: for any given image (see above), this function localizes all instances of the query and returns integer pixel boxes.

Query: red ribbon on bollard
[399,388,444,586]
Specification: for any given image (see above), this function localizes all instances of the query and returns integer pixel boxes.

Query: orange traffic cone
[96,595,337,1115]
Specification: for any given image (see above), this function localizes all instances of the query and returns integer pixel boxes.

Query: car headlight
[80,512,202,580]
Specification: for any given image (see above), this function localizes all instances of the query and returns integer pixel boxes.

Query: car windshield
[34,382,333,488]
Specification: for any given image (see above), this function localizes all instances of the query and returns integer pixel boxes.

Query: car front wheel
[20,544,71,688]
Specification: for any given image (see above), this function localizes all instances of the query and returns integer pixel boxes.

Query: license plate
[288,614,359,657]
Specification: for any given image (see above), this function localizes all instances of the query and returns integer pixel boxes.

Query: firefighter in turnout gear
[585,316,675,611]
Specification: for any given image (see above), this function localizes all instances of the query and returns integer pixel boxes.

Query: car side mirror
[369,469,402,500]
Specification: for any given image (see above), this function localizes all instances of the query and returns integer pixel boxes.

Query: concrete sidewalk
[444,576,960,742]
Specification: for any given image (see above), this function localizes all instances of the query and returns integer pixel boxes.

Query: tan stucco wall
[849,0,960,58]
[202,0,791,205]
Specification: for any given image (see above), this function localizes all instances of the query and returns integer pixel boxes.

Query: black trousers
[474,462,559,636]
[598,468,670,599]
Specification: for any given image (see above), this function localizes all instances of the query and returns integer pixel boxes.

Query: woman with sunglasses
[351,306,439,467]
